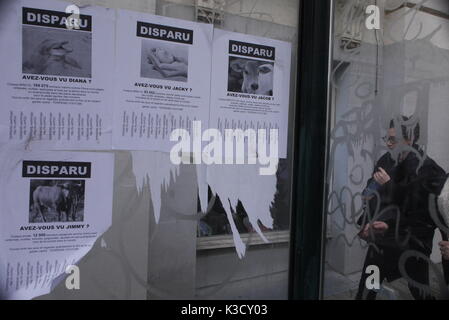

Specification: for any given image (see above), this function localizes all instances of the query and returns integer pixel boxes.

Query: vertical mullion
[289,0,333,300]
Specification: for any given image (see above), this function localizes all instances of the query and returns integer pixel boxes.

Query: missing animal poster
[209,30,292,158]
[0,151,113,299]
[113,9,213,151]
[0,0,114,149]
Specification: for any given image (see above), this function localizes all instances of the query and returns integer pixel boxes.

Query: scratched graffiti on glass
[326,0,449,299]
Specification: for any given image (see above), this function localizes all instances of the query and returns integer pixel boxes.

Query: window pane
[323,0,449,300]
[0,0,300,300]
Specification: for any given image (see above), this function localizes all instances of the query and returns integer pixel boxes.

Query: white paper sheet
[209,29,292,158]
[0,0,114,149]
[207,164,277,258]
[0,147,114,299]
[131,151,208,226]
[113,10,213,152]
[131,151,179,224]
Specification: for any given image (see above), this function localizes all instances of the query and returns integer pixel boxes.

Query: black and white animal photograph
[140,39,188,82]
[228,57,274,96]
[29,179,85,223]
[22,26,92,77]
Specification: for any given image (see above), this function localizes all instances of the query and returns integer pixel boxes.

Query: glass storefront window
[0,0,300,300]
[323,0,449,300]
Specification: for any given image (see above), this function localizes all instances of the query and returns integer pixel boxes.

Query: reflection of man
[356,118,447,300]
[146,48,187,78]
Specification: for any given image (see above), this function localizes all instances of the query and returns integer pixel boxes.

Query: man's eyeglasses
[382,136,398,144]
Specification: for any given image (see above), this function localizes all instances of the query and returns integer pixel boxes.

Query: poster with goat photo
[0,151,113,300]
[112,9,213,152]
[209,29,292,158]
[0,0,114,150]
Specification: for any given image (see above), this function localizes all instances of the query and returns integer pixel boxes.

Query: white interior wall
[327,48,378,275]
[408,0,449,14]
[327,1,386,275]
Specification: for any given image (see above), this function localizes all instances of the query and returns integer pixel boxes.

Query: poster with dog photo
[113,9,213,152]
[0,0,114,150]
[209,29,292,158]
[22,26,92,78]
[0,151,113,300]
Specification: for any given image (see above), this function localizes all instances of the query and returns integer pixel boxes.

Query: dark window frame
[288,0,333,300]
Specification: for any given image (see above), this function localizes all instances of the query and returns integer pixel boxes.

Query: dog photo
[140,39,189,82]
[29,179,85,223]
[228,56,274,96]
[22,25,92,78]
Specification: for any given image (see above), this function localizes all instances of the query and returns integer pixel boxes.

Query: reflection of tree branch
[384,0,407,11]
[385,0,432,42]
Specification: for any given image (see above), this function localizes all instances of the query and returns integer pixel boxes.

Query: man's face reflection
[384,128,398,150]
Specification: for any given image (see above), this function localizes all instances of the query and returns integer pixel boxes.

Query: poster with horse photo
[0,151,113,300]
[29,179,85,223]
[0,0,114,150]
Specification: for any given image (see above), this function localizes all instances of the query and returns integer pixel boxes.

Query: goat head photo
[228,57,274,96]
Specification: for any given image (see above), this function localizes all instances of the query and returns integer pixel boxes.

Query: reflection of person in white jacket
[438,178,449,259]
[146,48,187,78]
